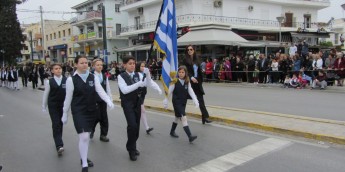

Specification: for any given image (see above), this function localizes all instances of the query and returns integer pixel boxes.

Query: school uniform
[165,79,199,143]
[42,76,67,150]
[62,71,113,170]
[92,71,112,139]
[118,71,146,160]
[12,69,19,89]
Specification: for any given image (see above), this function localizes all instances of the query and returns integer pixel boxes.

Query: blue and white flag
[153,0,178,96]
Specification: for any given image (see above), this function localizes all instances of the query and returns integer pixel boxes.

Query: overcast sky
[17,0,344,24]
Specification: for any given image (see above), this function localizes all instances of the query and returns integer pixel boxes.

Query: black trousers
[21,75,28,87]
[259,71,267,83]
[93,101,109,136]
[122,103,141,152]
[196,94,209,119]
[48,106,64,149]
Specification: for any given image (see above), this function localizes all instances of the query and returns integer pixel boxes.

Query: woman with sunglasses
[182,45,212,124]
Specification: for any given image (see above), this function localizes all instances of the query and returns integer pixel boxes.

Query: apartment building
[70,0,129,64]
[119,0,331,59]
[328,18,345,50]
[45,21,74,63]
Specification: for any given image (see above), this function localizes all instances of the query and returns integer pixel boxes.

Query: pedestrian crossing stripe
[182,138,292,172]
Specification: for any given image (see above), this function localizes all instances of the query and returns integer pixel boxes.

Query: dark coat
[182,58,205,95]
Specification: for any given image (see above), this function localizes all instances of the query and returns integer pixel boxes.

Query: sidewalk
[113,95,345,145]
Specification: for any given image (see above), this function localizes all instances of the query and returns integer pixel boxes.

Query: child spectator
[289,73,300,88]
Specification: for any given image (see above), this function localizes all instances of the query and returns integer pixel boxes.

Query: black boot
[170,122,179,138]
[202,118,212,124]
[183,126,197,143]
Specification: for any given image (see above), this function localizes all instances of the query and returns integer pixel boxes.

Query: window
[135,16,140,30]
[54,33,56,39]
[46,35,48,41]
[50,34,52,40]
[88,6,93,11]
[69,48,72,55]
[58,31,61,38]
[116,24,121,35]
[115,4,120,12]
[63,30,66,37]
[335,33,339,45]
[68,29,71,36]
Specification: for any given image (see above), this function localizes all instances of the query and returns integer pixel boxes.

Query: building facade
[45,21,74,63]
[70,0,129,64]
[119,0,331,59]
[328,18,345,51]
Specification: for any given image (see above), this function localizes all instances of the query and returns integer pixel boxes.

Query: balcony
[254,0,330,9]
[70,11,102,26]
[120,0,160,11]
[120,14,323,35]
[71,31,103,43]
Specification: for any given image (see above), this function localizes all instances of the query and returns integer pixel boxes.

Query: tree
[0,0,24,65]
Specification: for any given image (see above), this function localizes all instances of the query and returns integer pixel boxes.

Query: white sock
[140,105,149,130]
[79,132,90,167]
[181,116,188,127]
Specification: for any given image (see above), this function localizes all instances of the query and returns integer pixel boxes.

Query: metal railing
[120,14,321,33]
[70,11,102,24]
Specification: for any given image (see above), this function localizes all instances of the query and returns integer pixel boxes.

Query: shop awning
[177,27,248,46]
[290,32,330,39]
[116,44,153,52]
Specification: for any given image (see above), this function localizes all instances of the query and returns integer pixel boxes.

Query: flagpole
[146,2,164,65]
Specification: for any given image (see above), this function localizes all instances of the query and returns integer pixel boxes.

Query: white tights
[79,132,90,167]
[174,116,188,127]
[141,105,150,130]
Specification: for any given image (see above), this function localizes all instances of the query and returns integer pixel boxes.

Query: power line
[17,8,93,14]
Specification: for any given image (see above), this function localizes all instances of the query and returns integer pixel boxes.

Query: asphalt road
[1,86,345,172]
[108,80,345,122]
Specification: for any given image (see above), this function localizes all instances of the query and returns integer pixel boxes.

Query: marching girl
[11,66,19,90]
[90,58,113,142]
[42,64,66,156]
[135,61,162,134]
[163,66,199,143]
[62,55,114,172]
[7,66,13,89]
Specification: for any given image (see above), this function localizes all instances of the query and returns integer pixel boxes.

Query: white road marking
[182,138,291,172]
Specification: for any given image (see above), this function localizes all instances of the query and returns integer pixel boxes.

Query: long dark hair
[184,45,200,66]
[135,61,145,73]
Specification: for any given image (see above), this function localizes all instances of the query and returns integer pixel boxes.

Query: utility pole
[40,6,44,61]
[101,3,108,65]
[29,31,34,62]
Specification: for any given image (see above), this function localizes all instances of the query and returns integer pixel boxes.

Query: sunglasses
[187,48,194,51]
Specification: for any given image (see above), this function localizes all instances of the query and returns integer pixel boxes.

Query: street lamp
[276,16,285,43]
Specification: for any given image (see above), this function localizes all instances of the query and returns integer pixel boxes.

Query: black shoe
[129,152,137,161]
[170,122,179,138]
[82,167,88,172]
[57,146,64,156]
[100,135,109,142]
[80,159,94,167]
[0,165,2,171]
[135,150,140,156]
[183,126,197,143]
[146,128,154,134]
[90,132,94,139]
[202,118,212,124]
[189,135,198,143]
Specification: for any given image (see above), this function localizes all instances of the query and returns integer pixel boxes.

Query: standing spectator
[205,58,213,82]
[212,58,220,81]
[234,56,244,82]
[289,43,297,58]
[110,65,116,81]
[30,64,39,89]
[39,64,45,86]
[292,54,301,72]
[258,54,269,83]
[150,59,158,80]
[224,57,232,81]
[247,55,256,83]
[301,40,309,61]
[334,53,345,86]
[23,64,30,87]
[200,59,206,74]
[182,45,212,124]
[157,58,163,80]
[271,58,279,83]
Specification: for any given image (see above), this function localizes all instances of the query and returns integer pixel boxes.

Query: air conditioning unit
[214,0,222,8]
[248,5,254,11]
[137,7,143,15]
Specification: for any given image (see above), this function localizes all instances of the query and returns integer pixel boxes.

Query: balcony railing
[71,32,103,42]
[121,14,321,34]
[70,11,102,24]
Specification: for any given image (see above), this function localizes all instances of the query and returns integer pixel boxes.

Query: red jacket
[205,62,213,75]
[334,57,345,77]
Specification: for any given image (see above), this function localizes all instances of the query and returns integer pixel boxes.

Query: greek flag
[153,0,178,96]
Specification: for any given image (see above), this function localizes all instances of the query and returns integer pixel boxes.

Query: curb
[113,99,345,145]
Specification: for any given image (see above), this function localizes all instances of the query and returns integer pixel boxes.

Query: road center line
[182,138,292,172]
